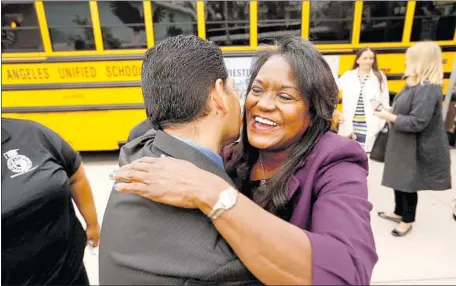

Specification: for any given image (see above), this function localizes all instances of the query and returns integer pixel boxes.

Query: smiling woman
[227,38,337,213]
[112,36,378,285]
[247,57,309,152]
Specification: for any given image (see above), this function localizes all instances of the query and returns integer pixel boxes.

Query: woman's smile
[250,115,279,131]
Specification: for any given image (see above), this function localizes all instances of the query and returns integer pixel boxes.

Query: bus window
[258,1,301,44]
[205,1,250,46]
[98,1,146,50]
[44,1,95,51]
[411,1,456,42]
[360,2,407,43]
[309,1,354,43]
[1,2,43,53]
[152,1,197,44]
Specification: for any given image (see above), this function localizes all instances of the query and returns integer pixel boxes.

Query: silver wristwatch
[207,187,239,220]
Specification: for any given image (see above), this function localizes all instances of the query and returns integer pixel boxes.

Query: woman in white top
[338,48,390,152]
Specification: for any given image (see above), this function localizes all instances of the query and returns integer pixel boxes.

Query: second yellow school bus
[2,1,455,151]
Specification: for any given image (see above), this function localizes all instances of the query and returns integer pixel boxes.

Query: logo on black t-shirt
[3,149,37,178]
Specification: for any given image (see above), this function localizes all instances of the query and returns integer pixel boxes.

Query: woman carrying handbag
[374,42,451,236]
[369,121,389,163]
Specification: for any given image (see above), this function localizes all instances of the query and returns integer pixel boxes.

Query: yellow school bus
[2,1,455,151]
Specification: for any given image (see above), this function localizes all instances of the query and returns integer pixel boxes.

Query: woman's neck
[358,67,371,76]
[260,150,289,168]
[250,149,289,181]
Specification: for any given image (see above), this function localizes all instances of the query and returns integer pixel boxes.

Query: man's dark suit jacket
[127,119,153,142]
[99,130,257,285]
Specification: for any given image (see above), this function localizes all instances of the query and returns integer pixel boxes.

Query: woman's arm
[70,164,100,246]
[33,122,101,245]
[337,72,348,91]
[380,72,391,108]
[392,84,439,132]
[337,72,355,136]
[113,152,377,285]
[198,190,312,285]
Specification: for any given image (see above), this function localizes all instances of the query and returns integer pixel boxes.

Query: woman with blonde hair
[375,41,451,236]
[338,47,390,152]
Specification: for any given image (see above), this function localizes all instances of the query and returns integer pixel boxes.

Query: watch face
[220,189,237,208]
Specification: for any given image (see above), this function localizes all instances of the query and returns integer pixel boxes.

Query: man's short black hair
[141,35,228,130]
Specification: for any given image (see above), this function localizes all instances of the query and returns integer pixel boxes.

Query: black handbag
[370,123,389,162]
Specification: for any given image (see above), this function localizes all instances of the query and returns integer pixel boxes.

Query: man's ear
[212,78,228,114]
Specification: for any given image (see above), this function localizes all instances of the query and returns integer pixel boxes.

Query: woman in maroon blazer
[111,37,377,285]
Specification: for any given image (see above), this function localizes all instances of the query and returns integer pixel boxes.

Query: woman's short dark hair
[225,36,338,214]
[141,35,228,130]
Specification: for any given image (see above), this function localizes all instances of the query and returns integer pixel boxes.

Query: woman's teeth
[254,116,277,126]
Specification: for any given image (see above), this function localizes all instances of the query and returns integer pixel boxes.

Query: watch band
[210,208,225,220]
